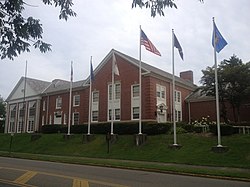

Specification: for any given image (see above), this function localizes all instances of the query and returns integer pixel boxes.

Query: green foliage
[200,55,250,122]
[0,0,76,60]
[0,96,5,133]
[209,124,235,136]
[132,0,203,17]
[41,122,172,135]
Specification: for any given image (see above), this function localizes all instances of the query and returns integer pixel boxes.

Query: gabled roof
[6,77,50,101]
[88,49,196,89]
[42,79,87,94]
[185,88,215,102]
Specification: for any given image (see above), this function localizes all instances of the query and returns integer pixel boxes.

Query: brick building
[5,49,197,133]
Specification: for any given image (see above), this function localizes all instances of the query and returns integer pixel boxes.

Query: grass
[0,133,249,180]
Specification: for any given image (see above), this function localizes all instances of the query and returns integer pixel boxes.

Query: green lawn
[0,133,249,169]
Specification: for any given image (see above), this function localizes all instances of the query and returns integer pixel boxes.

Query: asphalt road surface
[0,157,249,187]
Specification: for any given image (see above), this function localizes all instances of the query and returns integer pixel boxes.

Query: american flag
[141,29,161,56]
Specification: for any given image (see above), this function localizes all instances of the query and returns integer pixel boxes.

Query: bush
[209,124,234,136]
[41,122,172,135]
[41,124,67,134]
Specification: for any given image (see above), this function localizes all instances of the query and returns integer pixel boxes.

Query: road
[0,157,249,187]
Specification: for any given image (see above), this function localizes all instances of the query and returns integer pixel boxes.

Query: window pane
[56,97,62,109]
[157,91,161,98]
[108,85,112,100]
[115,109,120,120]
[115,84,121,99]
[93,91,99,102]
[74,95,80,106]
[133,85,139,97]
[92,111,98,122]
[161,90,165,98]
[133,107,139,119]
[73,112,79,125]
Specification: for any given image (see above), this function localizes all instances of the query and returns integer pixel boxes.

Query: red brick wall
[188,99,250,122]
[40,54,196,127]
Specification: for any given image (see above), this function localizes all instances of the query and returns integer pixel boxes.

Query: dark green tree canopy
[0,0,76,60]
[200,55,250,122]
[0,95,5,120]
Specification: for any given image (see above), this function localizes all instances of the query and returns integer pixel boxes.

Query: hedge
[209,124,235,136]
[41,121,172,135]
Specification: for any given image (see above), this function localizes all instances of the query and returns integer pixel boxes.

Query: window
[132,107,139,120]
[115,84,121,99]
[156,84,166,99]
[17,103,25,133]
[175,91,181,103]
[29,101,36,116]
[157,91,161,98]
[27,117,34,132]
[132,85,139,97]
[92,111,98,122]
[9,105,16,133]
[64,114,67,125]
[108,83,121,100]
[108,109,120,121]
[175,110,182,122]
[42,115,45,126]
[73,95,80,106]
[56,97,62,109]
[177,92,181,102]
[161,90,165,99]
[27,101,36,132]
[115,109,120,120]
[73,112,79,125]
[43,100,46,111]
[92,91,99,102]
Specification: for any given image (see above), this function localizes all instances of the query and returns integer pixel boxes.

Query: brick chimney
[180,70,193,83]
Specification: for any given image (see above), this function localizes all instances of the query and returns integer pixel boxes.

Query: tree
[0,0,76,60]
[200,66,229,123]
[220,55,250,122]
[132,0,203,17]
[0,95,6,132]
[200,55,250,123]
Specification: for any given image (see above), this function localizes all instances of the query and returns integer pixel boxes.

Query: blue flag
[90,62,94,81]
[212,22,227,53]
[173,33,184,60]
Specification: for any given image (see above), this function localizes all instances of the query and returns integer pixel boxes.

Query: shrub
[209,124,234,136]
[41,124,67,134]
[41,122,172,135]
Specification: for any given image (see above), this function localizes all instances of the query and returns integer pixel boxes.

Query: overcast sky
[1,0,250,99]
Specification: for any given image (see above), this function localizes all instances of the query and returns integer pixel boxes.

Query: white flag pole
[88,57,93,135]
[67,61,73,135]
[111,52,115,135]
[139,25,142,134]
[172,29,177,145]
[213,17,222,147]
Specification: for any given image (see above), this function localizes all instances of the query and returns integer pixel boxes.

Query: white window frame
[108,108,121,121]
[108,83,121,100]
[17,103,25,133]
[56,97,62,109]
[43,100,46,111]
[92,91,99,103]
[132,107,139,120]
[92,111,98,122]
[73,112,79,125]
[73,95,80,107]
[132,84,139,98]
